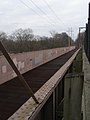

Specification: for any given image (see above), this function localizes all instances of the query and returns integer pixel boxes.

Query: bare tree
[0,32,7,41]
[12,28,34,41]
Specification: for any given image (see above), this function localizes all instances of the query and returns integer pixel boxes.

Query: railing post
[64,75,71,120]
[43,95,53,120]
[84,24,88,57]
[88,3,90,62]
[56,79,64,119]
[53,91,56,120]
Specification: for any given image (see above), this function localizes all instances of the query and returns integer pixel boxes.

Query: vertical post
[67,28,73,47]
[88,2,90,20]
[56,86,59,109]
[0,41,39,104]
[84,24,88,57]
[64,74,71,120]
[43,95,53,120]
[58,80,64,103]
[53,91,56,120]
[79,28,81,47]
[79,27,85,48]
[68,36,70,47]
[56,79,64,119]
[55,86,58,120]
[88,3,90,62]
[43,92,56,120]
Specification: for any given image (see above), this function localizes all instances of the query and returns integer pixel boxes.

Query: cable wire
[19,0,56,28]
[19,0,41,17]
[19,0,69,34]
[43,0,67,27]
[28,0,58,26]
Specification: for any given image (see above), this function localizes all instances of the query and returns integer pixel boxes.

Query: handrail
[8,48,80,120]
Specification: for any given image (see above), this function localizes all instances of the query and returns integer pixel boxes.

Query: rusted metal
[8,48,80,120]
[0,47,77,120]
[0,41,39,104]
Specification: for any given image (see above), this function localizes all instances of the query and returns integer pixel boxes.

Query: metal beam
[8,49,80,120]
[53,91,56,120]
[0,41,39,104]
[43,95,53,120]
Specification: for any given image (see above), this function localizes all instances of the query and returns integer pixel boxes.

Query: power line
[18,0,70,35]
[29,0,47,16]
[19,0,56,28]
[19,0,41,17]
[28,0,58,26]
[43,0,67,27]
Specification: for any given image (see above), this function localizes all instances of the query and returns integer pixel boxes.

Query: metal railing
[0,41,39,104]
[84,3,90,62]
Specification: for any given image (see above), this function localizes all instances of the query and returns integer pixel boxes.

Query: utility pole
[67,28,73,47]
[79,27,85,47]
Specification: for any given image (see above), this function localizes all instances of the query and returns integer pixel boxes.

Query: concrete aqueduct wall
[0,46,75,84]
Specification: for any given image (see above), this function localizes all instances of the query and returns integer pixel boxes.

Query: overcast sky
[0,0,89,40]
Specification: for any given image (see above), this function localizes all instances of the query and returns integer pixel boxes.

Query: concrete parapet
[0,46,75,84]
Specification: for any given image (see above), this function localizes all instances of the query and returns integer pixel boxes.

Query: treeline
[0,28,74,55]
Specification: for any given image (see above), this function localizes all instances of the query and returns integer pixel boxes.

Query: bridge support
[43,95,53,120]
[34,79,65,120]
[64,49,83,120]
[56,79,64,120]
[64,73,83,120]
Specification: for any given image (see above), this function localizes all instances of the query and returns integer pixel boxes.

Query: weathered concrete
[64,49,83,120]
[83,51,90,120]
[0,46,75,84]
[64,74,83,120]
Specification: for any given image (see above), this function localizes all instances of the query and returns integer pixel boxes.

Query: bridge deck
[0,49,76,120]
